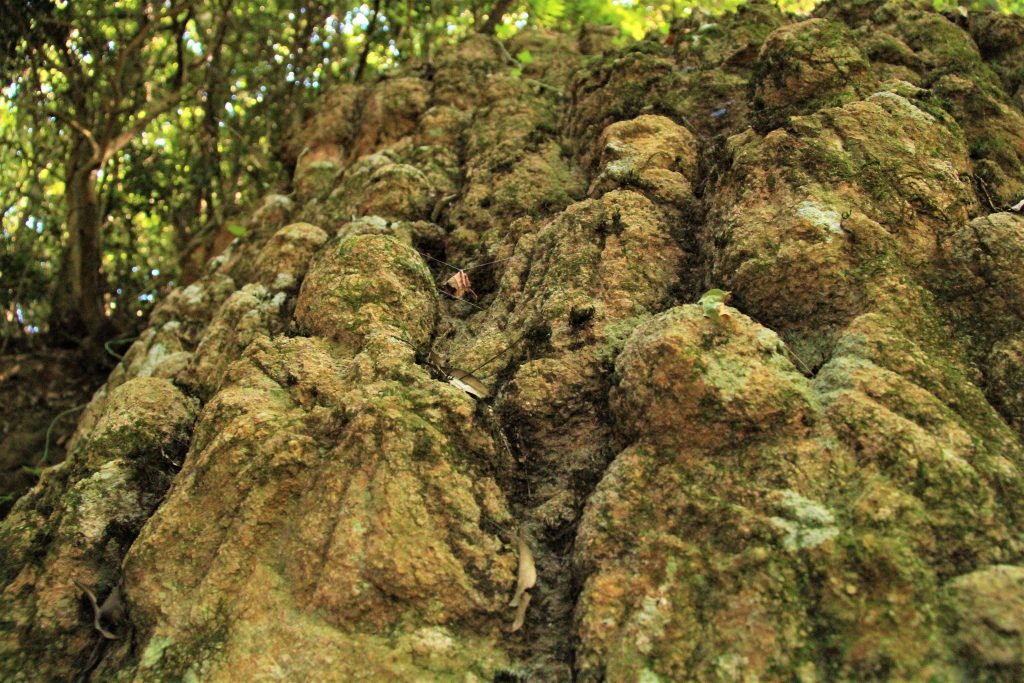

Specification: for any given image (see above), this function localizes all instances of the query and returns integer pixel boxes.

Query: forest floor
[0,349,106,518]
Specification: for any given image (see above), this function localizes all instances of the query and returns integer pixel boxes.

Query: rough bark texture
[5,1,1024,680]
[50,135,106,344]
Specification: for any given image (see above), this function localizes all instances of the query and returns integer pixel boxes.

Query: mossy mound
[3,1,1024,680]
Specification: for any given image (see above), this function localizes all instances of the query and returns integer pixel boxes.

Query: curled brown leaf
[443,270,477,300]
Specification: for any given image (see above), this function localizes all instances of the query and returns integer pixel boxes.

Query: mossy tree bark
[5,2,1024,681]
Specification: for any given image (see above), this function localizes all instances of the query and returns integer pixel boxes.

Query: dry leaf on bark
[510,592,532,632]
[509,531,537,632]
[73,579,124,640]
[509,532,537,608]
[444,270,476,300]
[446,368,490,399]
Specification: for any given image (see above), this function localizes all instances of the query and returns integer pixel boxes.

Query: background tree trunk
[50,135,105,345]
[479,0,514,34]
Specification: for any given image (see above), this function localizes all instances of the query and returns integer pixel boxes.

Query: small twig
[784,346,814,377]
[39,404,88,466]
[393,235,513,280]
[430,192,458,223]
[490,34,517,66]
[103,336,138,360]
[437,288,488,311]
[524,78,563,97]
[463,256,514,272]
[974,173,1002,213]
[393,240,462,274]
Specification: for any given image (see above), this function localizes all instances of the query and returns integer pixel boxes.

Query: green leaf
[530,0,566,23]
[698,288,732,323]
[516,49,534,65]
[226,223,247,237]
[698,288,730,306]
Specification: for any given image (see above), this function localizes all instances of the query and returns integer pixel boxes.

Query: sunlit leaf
[699,288,733,325]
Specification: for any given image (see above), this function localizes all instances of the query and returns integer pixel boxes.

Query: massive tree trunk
[5,2,1024,681]
[50,135,105,345]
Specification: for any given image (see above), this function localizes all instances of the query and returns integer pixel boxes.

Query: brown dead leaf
[510,591,532,632]
[444,270,476,300]
[446,368,490,399]
[509,531,536,607]
[73,579,122,640]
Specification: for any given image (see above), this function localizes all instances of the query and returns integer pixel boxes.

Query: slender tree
[5,1,231,344]
[479,0,515,34]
